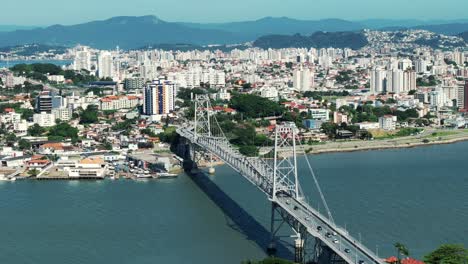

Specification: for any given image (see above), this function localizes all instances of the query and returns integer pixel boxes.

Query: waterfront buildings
[379,115,397,130]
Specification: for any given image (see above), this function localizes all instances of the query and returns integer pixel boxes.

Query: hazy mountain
[0,16,247,49]
[0,25,37,32]
[356,19,468,30]
[0,15,467,50]
[411,23,468,35]
[181,17,364,38]
[253,31,368,50]
[459,31,468,42]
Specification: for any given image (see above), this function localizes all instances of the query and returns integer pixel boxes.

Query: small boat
[136,174,152,179]
[158,173,178,179]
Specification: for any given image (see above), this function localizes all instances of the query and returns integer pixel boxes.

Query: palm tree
[394,242,410,263]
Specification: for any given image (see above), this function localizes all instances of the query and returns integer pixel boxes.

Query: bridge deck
[177,127,385,264]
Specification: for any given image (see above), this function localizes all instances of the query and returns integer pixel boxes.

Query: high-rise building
[142,79,177,116]
[371,68,416,94]
[453,51,464,66]
[403,70,417,92]
[370,68,387,93]
[415,59,428,73]
[398,59,413,70]
[35,91,62,113]
[97,51,114,79]
[460,80,468,110]
[293,66,313,91]
[73,46,91,71]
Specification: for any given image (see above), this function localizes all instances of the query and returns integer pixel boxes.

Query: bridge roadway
[177,127,385,264]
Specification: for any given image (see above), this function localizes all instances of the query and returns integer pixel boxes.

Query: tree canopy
[80,105,99,124]
[230,93,284,119]
[424,244,468,264]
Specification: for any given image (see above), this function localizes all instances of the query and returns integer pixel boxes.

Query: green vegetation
[303,90,349,101]
[79,105,99,124]
[9,63,98,85]
[230,93,284,118]
[394,128,422,137]
[141,128,157,137]
[338,105,419,123]
[424,244,468,264]
[335,70,353,84]
[63,69,97,84]
[18,139,31,150]
[373,128,422,140]
[28,124,47,136]
[28,169,40,177]
[19,108,34,120]
[429,131,458,137]
[111,118,136,133]
[417,75,439,87]
[157,126,178,144]
[48,122,79,141]
[394,242,410,261]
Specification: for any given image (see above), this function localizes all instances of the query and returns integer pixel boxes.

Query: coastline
[305,135,468,155]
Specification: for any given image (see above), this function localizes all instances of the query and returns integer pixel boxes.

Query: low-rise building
[379,115,397,130]
[33,112,55,127]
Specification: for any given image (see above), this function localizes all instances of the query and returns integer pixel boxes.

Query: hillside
[0,16,247,49]
[253,31,368,49]
[182,17,364,38]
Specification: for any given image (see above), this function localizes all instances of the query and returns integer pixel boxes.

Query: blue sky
[2,0,468,25]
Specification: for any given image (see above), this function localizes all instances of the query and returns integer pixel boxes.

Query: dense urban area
[0,27,467,264]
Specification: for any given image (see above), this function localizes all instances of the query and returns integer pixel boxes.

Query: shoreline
[305,136,468,155]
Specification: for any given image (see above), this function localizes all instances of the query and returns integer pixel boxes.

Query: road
[276,194,383,264]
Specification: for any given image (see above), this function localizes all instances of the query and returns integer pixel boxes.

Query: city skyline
[2,0,468,26]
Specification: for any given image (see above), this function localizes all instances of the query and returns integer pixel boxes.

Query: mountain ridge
[1,15,468,49]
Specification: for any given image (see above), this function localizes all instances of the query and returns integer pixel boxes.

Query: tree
[48,122,79,139]
[424,244,468,264]
[230,93,284,118]
[5,133,17,145]
[80,105,99,124]
[18,139,31,150]
[20,109,34,120]
[394,242,410,262]
[28,169,40,177]
[102,141,113,150]
[239,145,259,157]
[28,124,46,136]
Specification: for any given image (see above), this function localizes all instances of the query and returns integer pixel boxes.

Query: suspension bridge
[176,95,386,264]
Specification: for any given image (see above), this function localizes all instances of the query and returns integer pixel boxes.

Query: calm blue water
[0,60,72,68]
[0,142,467,263]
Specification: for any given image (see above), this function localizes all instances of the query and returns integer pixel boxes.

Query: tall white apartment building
[73,46,92,71]
[293,66,313,91]
[453,51,465,66]
[98,51,114,79]
[370,68,387,93]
